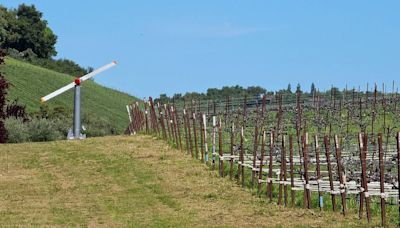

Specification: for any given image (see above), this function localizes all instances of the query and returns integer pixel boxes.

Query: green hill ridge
[2,57,136,133]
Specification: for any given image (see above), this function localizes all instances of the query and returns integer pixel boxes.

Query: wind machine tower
[41,61,117,139]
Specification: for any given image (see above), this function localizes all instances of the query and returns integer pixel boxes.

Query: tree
[156,94,170,105]
[246,86,266,96]
[287,84,292,93]
[172,93,182,101]
[0,7,8,46]
[0,6,19,48]
[296,83,302,94]
[0,4,91,76]
[206,88,220,99]
[2,4,57,58]
[330,86,341,98]
[310,83,316,95]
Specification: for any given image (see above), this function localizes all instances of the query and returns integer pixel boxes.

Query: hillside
[2,57,136,133]
[0,135,360,226]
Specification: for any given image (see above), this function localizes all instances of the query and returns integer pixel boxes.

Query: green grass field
[0,135,370,227]
[2,57,137,133]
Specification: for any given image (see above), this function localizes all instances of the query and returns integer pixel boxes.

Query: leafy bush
[19,48,38,61]
[82,114,117,137]
[4,105,119,143]
[4,117,29,143]
[6,48,23,59]
[27,118,64,142]
[52,117,71,137]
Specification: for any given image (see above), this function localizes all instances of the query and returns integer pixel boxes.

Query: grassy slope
[0,135,371,227]
[2,57,136,133]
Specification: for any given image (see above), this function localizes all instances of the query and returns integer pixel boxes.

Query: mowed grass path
[0,136,365,227]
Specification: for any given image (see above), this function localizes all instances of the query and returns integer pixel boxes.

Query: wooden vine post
[192,109,199,160]
[187,109,194,157]
[203,114,209,163]
[157,104,168,140]
[199,112,205,162]
[172,106,180,149]
[357,133,365,220]
[174,105,183,152]
[378,133,386,227]
[218,118,224,177]
[280,134,288,206]
[289,134,296,207]
[183,108,190,155]
[258,131,266,195]
[212,116,217,169]
[239,127,245,187]
[148,97,160,135]
[144,101,149,133]
[267,132,274,202]
[169,105,176,146]
[230,122,235,179]
[358,133,371,222]
[334,135,346,216]
[314,134,323,210]
[164,104,172,141]
[283,134,288,207]
[324,135,337,211]
[302,132,311,209]
[251,108,260,187]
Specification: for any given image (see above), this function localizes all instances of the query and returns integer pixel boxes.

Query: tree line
[155,83,368,104]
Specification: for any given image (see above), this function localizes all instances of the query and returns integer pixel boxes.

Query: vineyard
[127,86,400,226]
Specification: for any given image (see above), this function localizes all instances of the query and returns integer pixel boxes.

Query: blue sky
[3,1,400,98]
